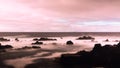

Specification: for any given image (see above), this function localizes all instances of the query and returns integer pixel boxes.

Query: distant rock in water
[33,37,57,41]
[22,46,32,49]
[33,38,39,41]
[58,42,120,67]
[66,40,74,45]
[21,46,41,49]
[114,40,119,42]
[15,38,19,41]
[76,36,95,40]
[32,41,43,45]
[32,46,41,48]
[0,37,10,41]
[103,39,109,42]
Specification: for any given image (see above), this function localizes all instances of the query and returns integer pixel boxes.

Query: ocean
[1,32,120,68]
[0,32,120,37]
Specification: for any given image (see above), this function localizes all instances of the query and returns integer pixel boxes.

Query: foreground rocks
[59,42,120,67]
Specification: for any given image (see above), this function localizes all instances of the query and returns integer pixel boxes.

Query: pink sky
[0,0,120,32]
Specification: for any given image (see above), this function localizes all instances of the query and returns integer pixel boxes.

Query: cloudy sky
[0,0,120,32]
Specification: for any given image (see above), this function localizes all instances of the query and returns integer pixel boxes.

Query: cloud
[0,0,120,32]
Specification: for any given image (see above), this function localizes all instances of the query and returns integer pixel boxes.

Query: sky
[0,0,120,32]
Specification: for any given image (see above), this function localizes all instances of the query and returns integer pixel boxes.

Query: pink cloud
[0,0,120,32]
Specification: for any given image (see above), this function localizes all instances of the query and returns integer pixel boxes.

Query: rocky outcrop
[0,37,10,41]
[0,44,13,49]
[22,46,41,49]
[76,36,95,40]
[59,42,120,67]
[31,41,43,45]
[33,37,57,41]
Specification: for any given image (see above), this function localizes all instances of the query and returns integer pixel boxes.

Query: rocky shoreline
[58,42,120,68]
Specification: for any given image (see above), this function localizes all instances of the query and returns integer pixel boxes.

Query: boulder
[66,40,74,45]
[15,38,19,41]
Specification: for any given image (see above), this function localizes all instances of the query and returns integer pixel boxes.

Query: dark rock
[0,37,10,41]
[58,42,120,67]
[32,41,43,45]
[0,44,13,49]
[76,36,95,40]
[15,38,19,41]
[33,37,57,41]
[117,42,120,46]
[21,46,41,49]
[66,40,74,45]
[22,46,32,49]
[32,46,41,48]
[104,39,109,42]
[91,43,102,53]
[33,38,39,41]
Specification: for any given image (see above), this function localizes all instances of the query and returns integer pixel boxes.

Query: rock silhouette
[32,41,43,45]
[33,37,57,41]
[104,39,109,42]
[32,46,41,48]
[59,42,120,67]
[66,40,74,45]
[0,44,13,49]
[0,37,10,41]
[76,36,95,40]
[22,46,41,49]
[15,38,19,41]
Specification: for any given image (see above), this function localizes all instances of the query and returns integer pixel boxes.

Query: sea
[0,32,120,37]
[0,32,120,48]
[1,32,120,68]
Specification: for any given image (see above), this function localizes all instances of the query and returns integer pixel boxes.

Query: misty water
[1,33,120,68]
